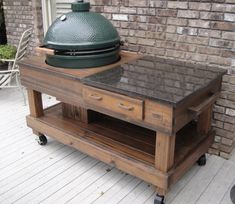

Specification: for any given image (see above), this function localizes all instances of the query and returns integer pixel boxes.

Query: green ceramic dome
[43,0,120,51]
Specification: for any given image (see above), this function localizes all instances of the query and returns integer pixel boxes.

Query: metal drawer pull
[89,94,102,101]
[118,103,134,111]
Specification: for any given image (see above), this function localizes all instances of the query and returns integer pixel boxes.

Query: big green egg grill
[43,0,121,69]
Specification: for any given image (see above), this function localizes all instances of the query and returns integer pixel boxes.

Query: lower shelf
[26,103,214,189]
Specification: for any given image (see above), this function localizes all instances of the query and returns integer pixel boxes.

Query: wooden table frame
[20,52,223,203]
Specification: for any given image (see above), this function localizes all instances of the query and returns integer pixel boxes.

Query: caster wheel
[197,154,206,166]
[37,135,47,145]
[154,194,165,204]
[230,185,235,204]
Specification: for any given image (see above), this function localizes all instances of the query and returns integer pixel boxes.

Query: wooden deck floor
[0,88,234,204]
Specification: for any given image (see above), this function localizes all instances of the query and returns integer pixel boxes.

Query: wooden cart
[19,51,225,204]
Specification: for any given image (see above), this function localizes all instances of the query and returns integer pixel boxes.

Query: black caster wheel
[37,135,47,145]
[197,154,206,166]
[230,185,235,204]
[154,194,165,204]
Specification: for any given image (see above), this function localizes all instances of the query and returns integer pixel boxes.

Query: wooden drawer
[144,100,173,132]
[83,86,143,120]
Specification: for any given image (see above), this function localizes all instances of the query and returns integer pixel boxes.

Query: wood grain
[155,132,176,172]
[35,47,54,56]
[174,78,222,133]
[27,89,44,136]
[83,86,144,121]
[197,105,213,135]
[26,104,168,189]
[19,51,141,79]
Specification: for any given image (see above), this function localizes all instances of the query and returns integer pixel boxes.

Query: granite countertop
[82,56,226,106]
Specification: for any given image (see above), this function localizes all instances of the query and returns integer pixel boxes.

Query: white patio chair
[0,27,33,105]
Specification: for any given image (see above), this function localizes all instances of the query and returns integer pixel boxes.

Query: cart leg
[27,89,46,143]
[155,132,176,204]
[155,132,175,172]
[197,104,213,135]
[196,104,213,165]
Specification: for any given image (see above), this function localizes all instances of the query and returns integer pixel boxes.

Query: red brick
[157,9,177,17]
[222,31,235,40]
[150,0,167,8]
[188,20,210,28]
[137,38,155,46]
[189,2,211,11]
[168,1,188,9]
[178,10,199,19]
[208,56,231,66]
[208,148,219,155]
[209,38,233,48]
[120,7,137,14]
[104,6,119,13]
[221,50,235,58]
[212,4,235,12]
[210,21,235,31]
[129,0,147,7]
[198,29,221,38]
[214,105,225,113]
[220,144,234,153]
[166,50,185,58]
[224,123,235,132]
[220,152,232,160]
[166,25,177,33]
[178,35,209,45]
[167,17,188,26]
[197,46,220,55]
[185,52,208,62]
[200,12,224,20]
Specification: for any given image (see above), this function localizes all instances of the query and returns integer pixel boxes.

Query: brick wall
[2,0,43,55]
[88,0,235,159]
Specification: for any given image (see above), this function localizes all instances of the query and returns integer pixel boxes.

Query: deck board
[0,88,234,204]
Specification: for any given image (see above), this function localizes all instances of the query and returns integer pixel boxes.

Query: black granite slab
[82,56,226,106]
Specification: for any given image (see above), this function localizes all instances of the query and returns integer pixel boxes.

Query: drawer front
[144,100,173,132]
[83,86,143,120]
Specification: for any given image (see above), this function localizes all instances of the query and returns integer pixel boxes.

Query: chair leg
[16,73,26,105]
